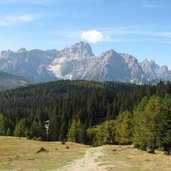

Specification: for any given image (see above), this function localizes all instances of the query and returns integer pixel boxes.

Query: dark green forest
[0,80,171,154]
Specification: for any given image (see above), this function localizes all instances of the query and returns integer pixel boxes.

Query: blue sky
[0,0,171,68]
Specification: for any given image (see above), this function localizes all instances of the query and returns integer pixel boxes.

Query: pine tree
[0,114,8,135]
[159,96,171,154]
[14,118,27,137]
[95,124,108,146]
[132,96,149,150]
[48,105,61,140]
[133,96,162,153]
[29,119,45,140]
[115,111,132,144]
[67,119,84,143]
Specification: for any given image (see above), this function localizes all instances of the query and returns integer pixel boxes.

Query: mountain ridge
[0,41,170,84]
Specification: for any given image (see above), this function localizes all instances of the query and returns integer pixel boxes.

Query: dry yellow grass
[0,136,88,171]
[1,136,171,171]
[99,145,171,171]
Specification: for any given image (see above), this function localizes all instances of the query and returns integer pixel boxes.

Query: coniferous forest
[0,80,171,154]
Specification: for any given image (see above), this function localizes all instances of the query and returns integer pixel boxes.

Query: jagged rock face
[0,49,58,82]
[49,45,130,82]
[48,41,94,80]
[140,59,158,80]
[157,66,171,80]
[120,53,147,84]
[140,59,171,81]
[0,41,171,84]
[58,41,94,59]
[97,50,130,82]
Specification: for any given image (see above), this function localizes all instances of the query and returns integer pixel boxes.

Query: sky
[0,0,171,68]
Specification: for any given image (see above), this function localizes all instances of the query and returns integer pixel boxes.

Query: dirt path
[58,146,107,171]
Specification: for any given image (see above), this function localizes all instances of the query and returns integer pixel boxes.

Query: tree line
[0,80,170,154]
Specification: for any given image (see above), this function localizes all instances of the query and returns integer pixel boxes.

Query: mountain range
[0,41,170,84]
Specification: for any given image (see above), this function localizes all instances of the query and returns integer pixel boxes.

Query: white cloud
[81,30,105,43]
[7,14,35,22]
[142,0,162,8]
[52,26,171,44]
[0,14,38,27]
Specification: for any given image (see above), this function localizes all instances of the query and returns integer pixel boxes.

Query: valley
[1,1,171,171]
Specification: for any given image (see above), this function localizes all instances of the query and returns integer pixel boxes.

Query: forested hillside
[0,80,171,154]
[0,71,28,91]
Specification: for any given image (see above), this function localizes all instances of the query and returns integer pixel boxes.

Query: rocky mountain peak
[120,53,138,63]
[0,41,171,84]
[101,49,123,62]
[17,48,27,53]
[0,50,6,56]
[141,59,159,70]
[59,41,94,59]
[102,49,116,56]
[120,53,147,84]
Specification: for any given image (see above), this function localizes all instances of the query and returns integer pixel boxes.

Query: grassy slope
[0,136,87,171]
[100,145,171,171]
[1,137,171,171]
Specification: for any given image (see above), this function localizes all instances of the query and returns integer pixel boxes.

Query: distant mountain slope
[0,48,57,83]
[49,42,171,83]
[49,42,130,82]
[119,53,147,83]
[0,42,171,84]
[0,71,28,91]
[140,59,171,81]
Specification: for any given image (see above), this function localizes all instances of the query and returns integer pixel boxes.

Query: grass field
[0,136,88,171]
[100,145,171,171]
[0,136,171,171]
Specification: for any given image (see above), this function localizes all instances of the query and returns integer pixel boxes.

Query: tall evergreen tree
[159,96,171,154]
[14,118,27,137]
[0,114,7,135]
[67,119,84,143]
[115,111,132,144]
[133,96,162,153]
[48,105,61,140]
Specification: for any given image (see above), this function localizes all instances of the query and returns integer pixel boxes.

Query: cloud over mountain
[81,30,105,43]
